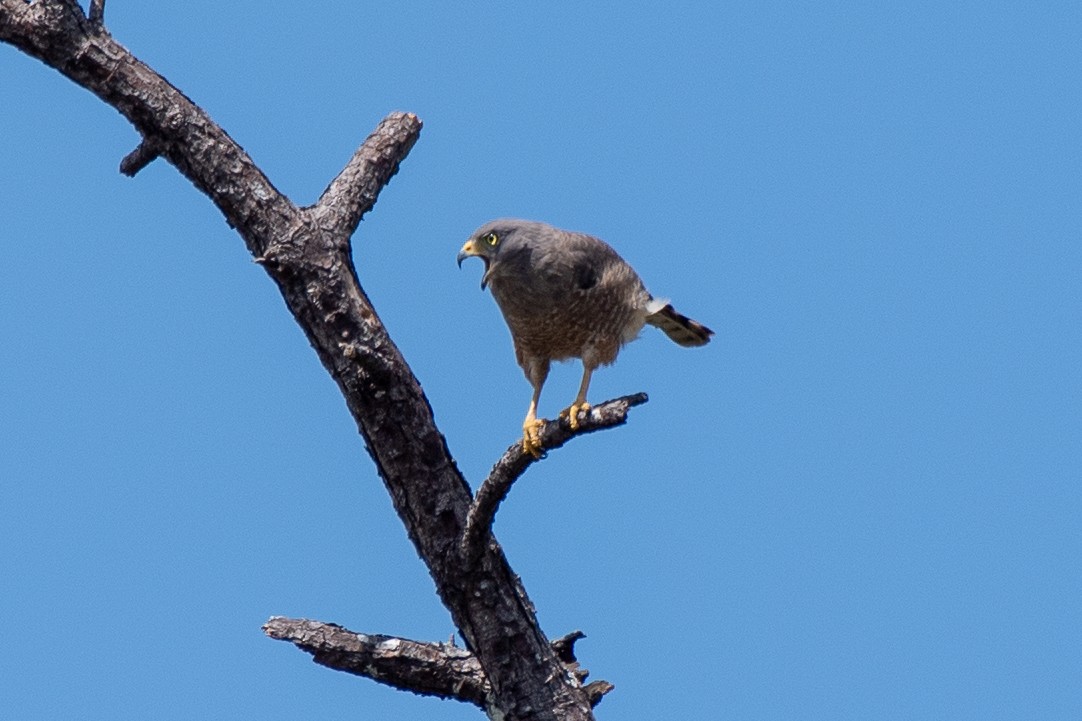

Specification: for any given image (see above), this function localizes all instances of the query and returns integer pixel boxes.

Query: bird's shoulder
[524,228,622,271]
[491,222,638,298]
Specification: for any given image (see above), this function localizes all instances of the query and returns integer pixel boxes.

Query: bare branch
[264,618,614,709]
[88,0,105,26]
[313,113,422,237]
[460,393,649,564]
[263,617,490,707]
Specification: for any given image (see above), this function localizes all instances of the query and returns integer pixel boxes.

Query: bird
[457,218,713,458]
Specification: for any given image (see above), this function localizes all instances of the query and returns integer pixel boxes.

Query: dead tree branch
[460,393,649,565]
[264,618,614,709]
[263,617,491,707]
[88,0,105,27]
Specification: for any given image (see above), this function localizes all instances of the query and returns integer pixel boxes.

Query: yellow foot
[522,418,546,458]
[559,401,592,431]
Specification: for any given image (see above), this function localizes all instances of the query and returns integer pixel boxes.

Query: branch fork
[460,392,649,565]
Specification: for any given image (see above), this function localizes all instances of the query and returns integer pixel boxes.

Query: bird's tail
[645,299,714,347]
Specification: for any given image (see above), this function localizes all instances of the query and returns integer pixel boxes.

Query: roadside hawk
[458,218,713,457]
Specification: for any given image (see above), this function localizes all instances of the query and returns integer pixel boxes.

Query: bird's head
[457,219,534,290]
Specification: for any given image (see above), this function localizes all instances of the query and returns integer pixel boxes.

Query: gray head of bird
[457,218,539,290]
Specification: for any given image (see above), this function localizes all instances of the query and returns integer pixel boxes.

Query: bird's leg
[521,359,549,458]
[560,362,594,431]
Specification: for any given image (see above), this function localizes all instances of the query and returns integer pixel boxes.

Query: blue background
[2,2,1079,719]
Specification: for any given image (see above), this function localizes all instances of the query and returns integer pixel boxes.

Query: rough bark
[263,617,491,707]
[1,3,642,719]
[263,618,614,709]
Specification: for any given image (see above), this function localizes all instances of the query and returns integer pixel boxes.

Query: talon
[560,402,592,431]
[522,418,546,458]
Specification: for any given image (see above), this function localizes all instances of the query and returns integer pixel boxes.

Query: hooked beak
[456,239,478,268]
[457,239,491,289]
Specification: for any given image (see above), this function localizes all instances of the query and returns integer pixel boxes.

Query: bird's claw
[522,418,546,458]
[559,401,592,431]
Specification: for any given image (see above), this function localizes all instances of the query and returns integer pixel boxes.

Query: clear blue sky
[2,2,1080,719]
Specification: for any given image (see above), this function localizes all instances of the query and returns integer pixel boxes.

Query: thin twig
[460,393,648,564]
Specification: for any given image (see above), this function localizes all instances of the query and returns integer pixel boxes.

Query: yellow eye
[482,232,499,246]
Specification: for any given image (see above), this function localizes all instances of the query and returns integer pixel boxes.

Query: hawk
[458,219,713,457]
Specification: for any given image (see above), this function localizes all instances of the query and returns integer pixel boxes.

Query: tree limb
[264,618,614,708]
[312,120,419,237]
[88,0,105,27]
[460,393,649,565]
[263,617,490,707]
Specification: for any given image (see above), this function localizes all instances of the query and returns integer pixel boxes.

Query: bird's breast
[489,276,646,364]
